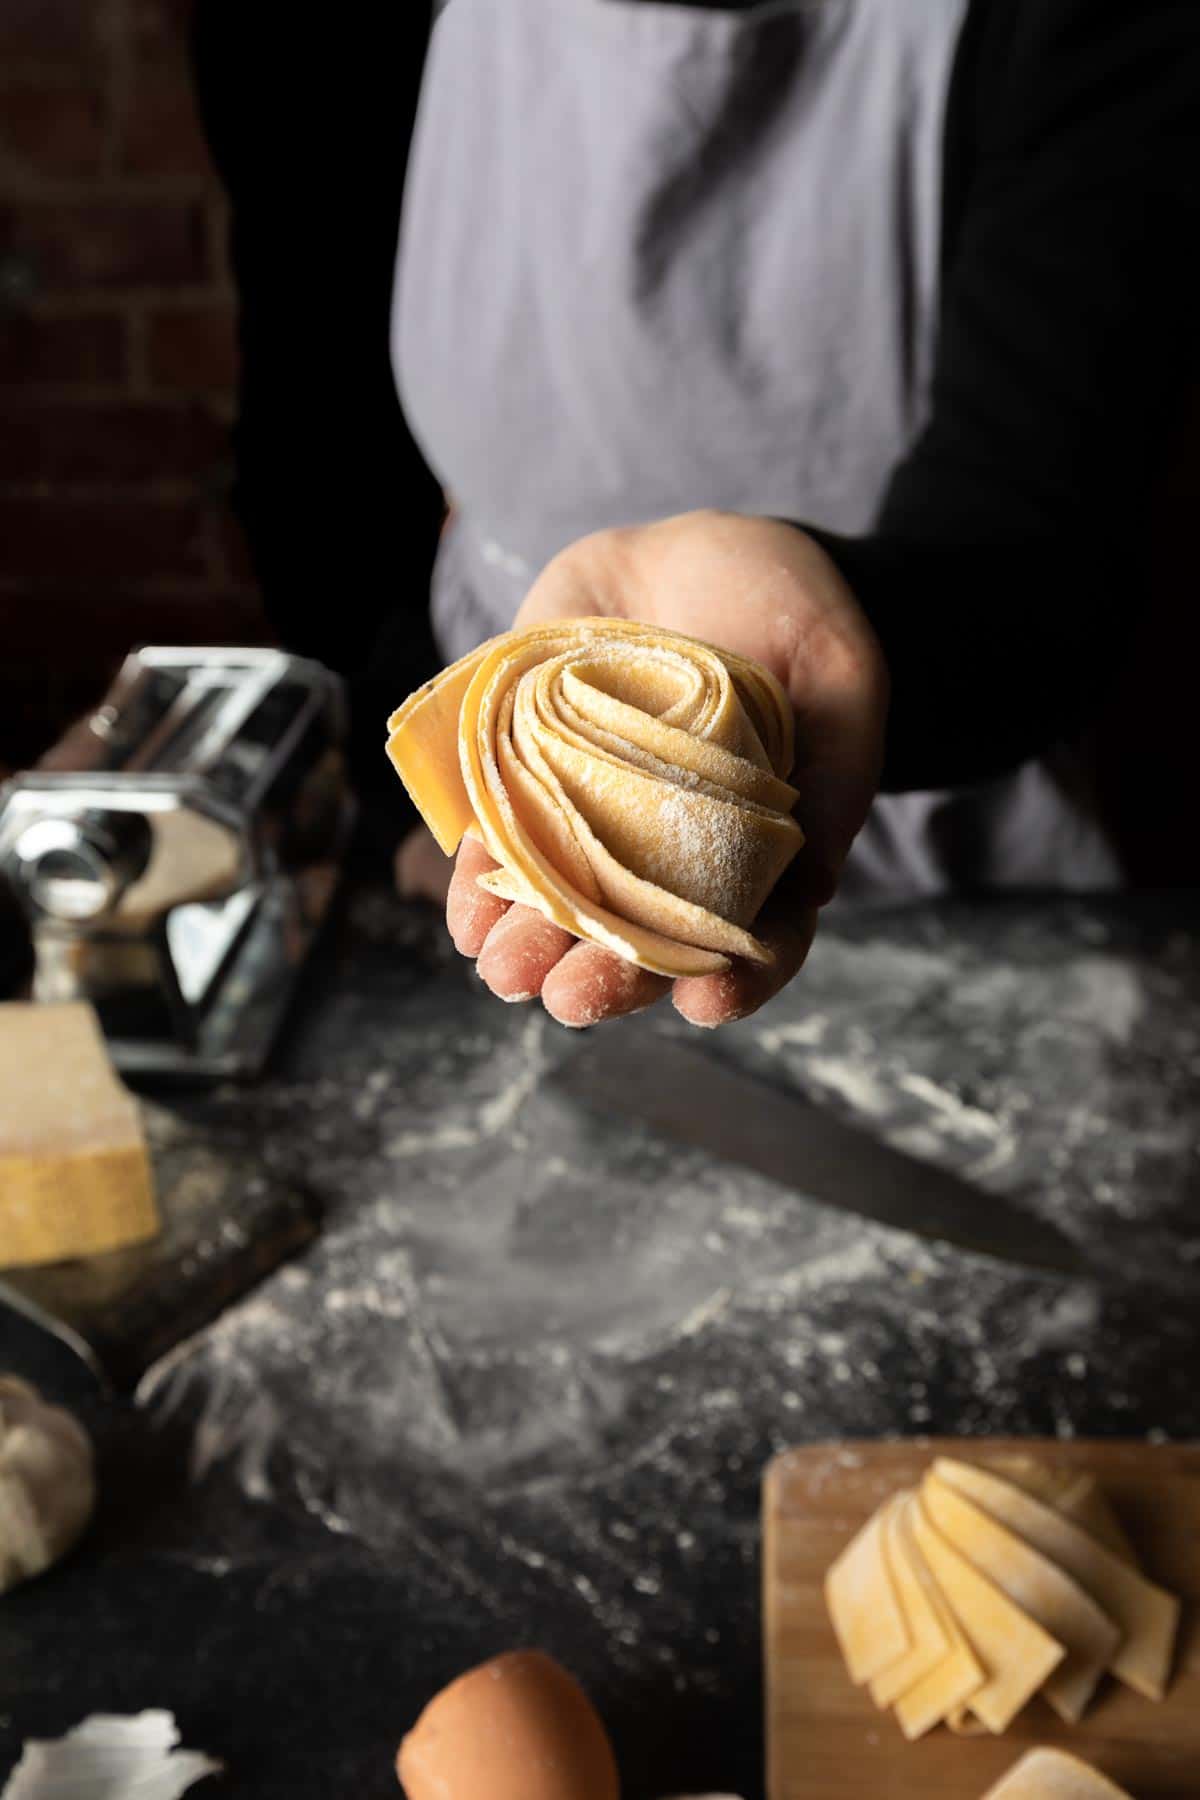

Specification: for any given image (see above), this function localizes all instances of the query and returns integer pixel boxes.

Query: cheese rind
[981,1747,1134,1799]
[0,1002,158,1269]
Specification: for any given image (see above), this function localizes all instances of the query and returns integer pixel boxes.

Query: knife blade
[547,1032,1129,1290]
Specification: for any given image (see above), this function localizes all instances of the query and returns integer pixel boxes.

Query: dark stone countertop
[2,885,1198,1798]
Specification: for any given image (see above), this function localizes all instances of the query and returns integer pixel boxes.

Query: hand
[448,510,889,1027]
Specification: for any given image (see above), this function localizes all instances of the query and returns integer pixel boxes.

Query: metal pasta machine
[0,647,355,1078]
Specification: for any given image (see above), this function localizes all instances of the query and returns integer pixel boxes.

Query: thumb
[512,533,631,630]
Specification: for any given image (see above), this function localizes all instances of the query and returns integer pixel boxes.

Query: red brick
[120,57,211,178]
[0,497,208,580]
[0,0,101,65]
[0,84,106,178]
[145,302,237,392]
[0,312,126,386]
[0,201,208,292]
[0,400,227,484]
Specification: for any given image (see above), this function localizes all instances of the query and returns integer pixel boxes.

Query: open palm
[444,510,889,1028]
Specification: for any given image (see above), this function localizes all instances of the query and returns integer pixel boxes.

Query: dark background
[0,1,439,821]
[1,0,273,770]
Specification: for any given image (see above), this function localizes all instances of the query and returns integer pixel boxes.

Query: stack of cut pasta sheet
[825,1455,1178,1737]
[764,1440,1198,1799]
[385,619,804,977]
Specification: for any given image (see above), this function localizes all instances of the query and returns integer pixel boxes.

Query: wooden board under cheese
[0,1002,158,1269]
[764,1440,1199,1799]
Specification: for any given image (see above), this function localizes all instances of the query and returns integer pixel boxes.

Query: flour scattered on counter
[1009,1287,1100,1355]
[1059,955,1143,1042]
[757,1015,828,1052]
[134,899,1200,1680]
[387,1119,486,1157]
[385,1013,546,1156]
[802,1056,892,1117]
[895,1073,1004,1142]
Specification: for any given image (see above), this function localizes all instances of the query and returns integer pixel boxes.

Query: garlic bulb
[0,1376,95,1594]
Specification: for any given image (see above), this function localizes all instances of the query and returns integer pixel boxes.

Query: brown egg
[396,1649,620,1800]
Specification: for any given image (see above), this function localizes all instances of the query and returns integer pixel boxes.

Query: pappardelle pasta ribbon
[386,618,804,977]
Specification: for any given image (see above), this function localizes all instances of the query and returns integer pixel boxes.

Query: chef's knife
[547,1032,1145,1292]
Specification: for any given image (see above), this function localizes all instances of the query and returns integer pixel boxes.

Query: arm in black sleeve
[190,4,443,690]
[807,0,1200,793]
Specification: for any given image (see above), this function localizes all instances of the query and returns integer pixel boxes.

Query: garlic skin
[1,1711,220,1799]
[0,1376,95,1594]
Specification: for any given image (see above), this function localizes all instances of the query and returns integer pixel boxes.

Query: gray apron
[393,0,1121,898]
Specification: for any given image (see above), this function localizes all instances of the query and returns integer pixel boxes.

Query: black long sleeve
[810,0,1200,793]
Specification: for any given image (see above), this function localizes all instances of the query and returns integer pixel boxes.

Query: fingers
[448,834,575,1000]
[541,941,671,1029]
[476,903,577,1001]
[672,891,818,1029]
[450,824,810,1027]
[451,825,802,1027]
[448,828,671,1018]
[446,835,510,955]
[448,837,576,1003]
[475,896,672,1019]
[447,834,666,1019]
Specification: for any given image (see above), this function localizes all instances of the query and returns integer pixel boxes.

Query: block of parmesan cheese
[982,1747,1133,1798]
[0,1002,158,1269]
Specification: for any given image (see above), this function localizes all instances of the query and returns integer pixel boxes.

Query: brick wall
[0,0,271,775]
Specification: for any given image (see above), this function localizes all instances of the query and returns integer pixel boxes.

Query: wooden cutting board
[764,1440,1200,1800]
